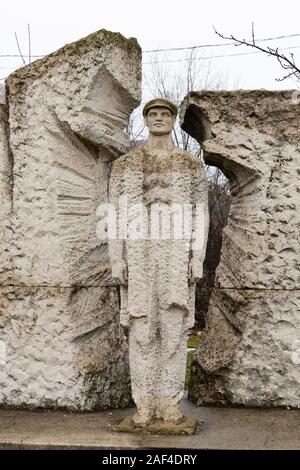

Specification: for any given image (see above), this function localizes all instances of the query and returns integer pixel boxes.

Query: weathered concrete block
[0,30,141,409]
[0,286,131,409]
[181,90,300,407]
[6,29,141,287]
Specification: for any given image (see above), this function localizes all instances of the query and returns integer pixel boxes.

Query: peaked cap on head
[142,98,178,117]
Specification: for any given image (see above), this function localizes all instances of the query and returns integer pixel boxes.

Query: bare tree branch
[14,32,26,66]
[214,25,300,82]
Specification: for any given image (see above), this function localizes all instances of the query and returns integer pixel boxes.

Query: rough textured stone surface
[0,286,131,409]
[181,90,300,408]
[0,30,141,409]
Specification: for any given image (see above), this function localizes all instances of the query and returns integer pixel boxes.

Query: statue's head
[143,98,177,136]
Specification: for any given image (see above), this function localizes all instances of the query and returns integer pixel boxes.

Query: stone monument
[181,90,300,408]
[108,98,209,433]
[0,30,141,410]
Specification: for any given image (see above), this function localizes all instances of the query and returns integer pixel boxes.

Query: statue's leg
[156,306,188,423]
[128,316,158,427]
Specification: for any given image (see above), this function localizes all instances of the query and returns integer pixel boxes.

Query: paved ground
[0,399,299,450]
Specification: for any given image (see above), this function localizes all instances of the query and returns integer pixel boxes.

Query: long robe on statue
[108,145,209,414]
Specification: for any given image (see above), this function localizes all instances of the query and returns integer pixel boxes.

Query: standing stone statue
[108,98,209,431]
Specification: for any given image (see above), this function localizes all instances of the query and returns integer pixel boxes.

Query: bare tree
[125,106,146,151]
[128,48,226,154]
[196,168,231,328]
[145,48,225,155]
[14,32,26,66]
[215,23,300,83]
[12,25,33,69]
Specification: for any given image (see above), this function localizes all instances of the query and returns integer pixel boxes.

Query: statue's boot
[132,398,154,428]
[156,398,183,425]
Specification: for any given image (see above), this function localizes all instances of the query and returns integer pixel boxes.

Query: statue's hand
[188,257,203,283]
[111,260,128,286]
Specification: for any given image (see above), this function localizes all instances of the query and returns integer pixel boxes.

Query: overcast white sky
[1,0,300,92]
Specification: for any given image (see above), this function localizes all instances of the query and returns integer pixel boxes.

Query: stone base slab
[113,415,199,435]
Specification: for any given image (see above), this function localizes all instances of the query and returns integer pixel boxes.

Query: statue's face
[144,106,176,136]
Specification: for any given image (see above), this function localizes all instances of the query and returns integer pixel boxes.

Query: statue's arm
[108,166,127,285]
[189,162,209,282]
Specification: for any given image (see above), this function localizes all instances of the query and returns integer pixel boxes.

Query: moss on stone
[114,415,199,435]
[187,334,202,349]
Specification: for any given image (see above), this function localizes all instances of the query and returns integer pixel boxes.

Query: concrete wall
[181,90,300,408]
[0,30,141,410]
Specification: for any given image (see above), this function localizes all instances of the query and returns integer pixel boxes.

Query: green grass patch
[185,334,202,388]
[187,334,202,349]
[185,350,195,388]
